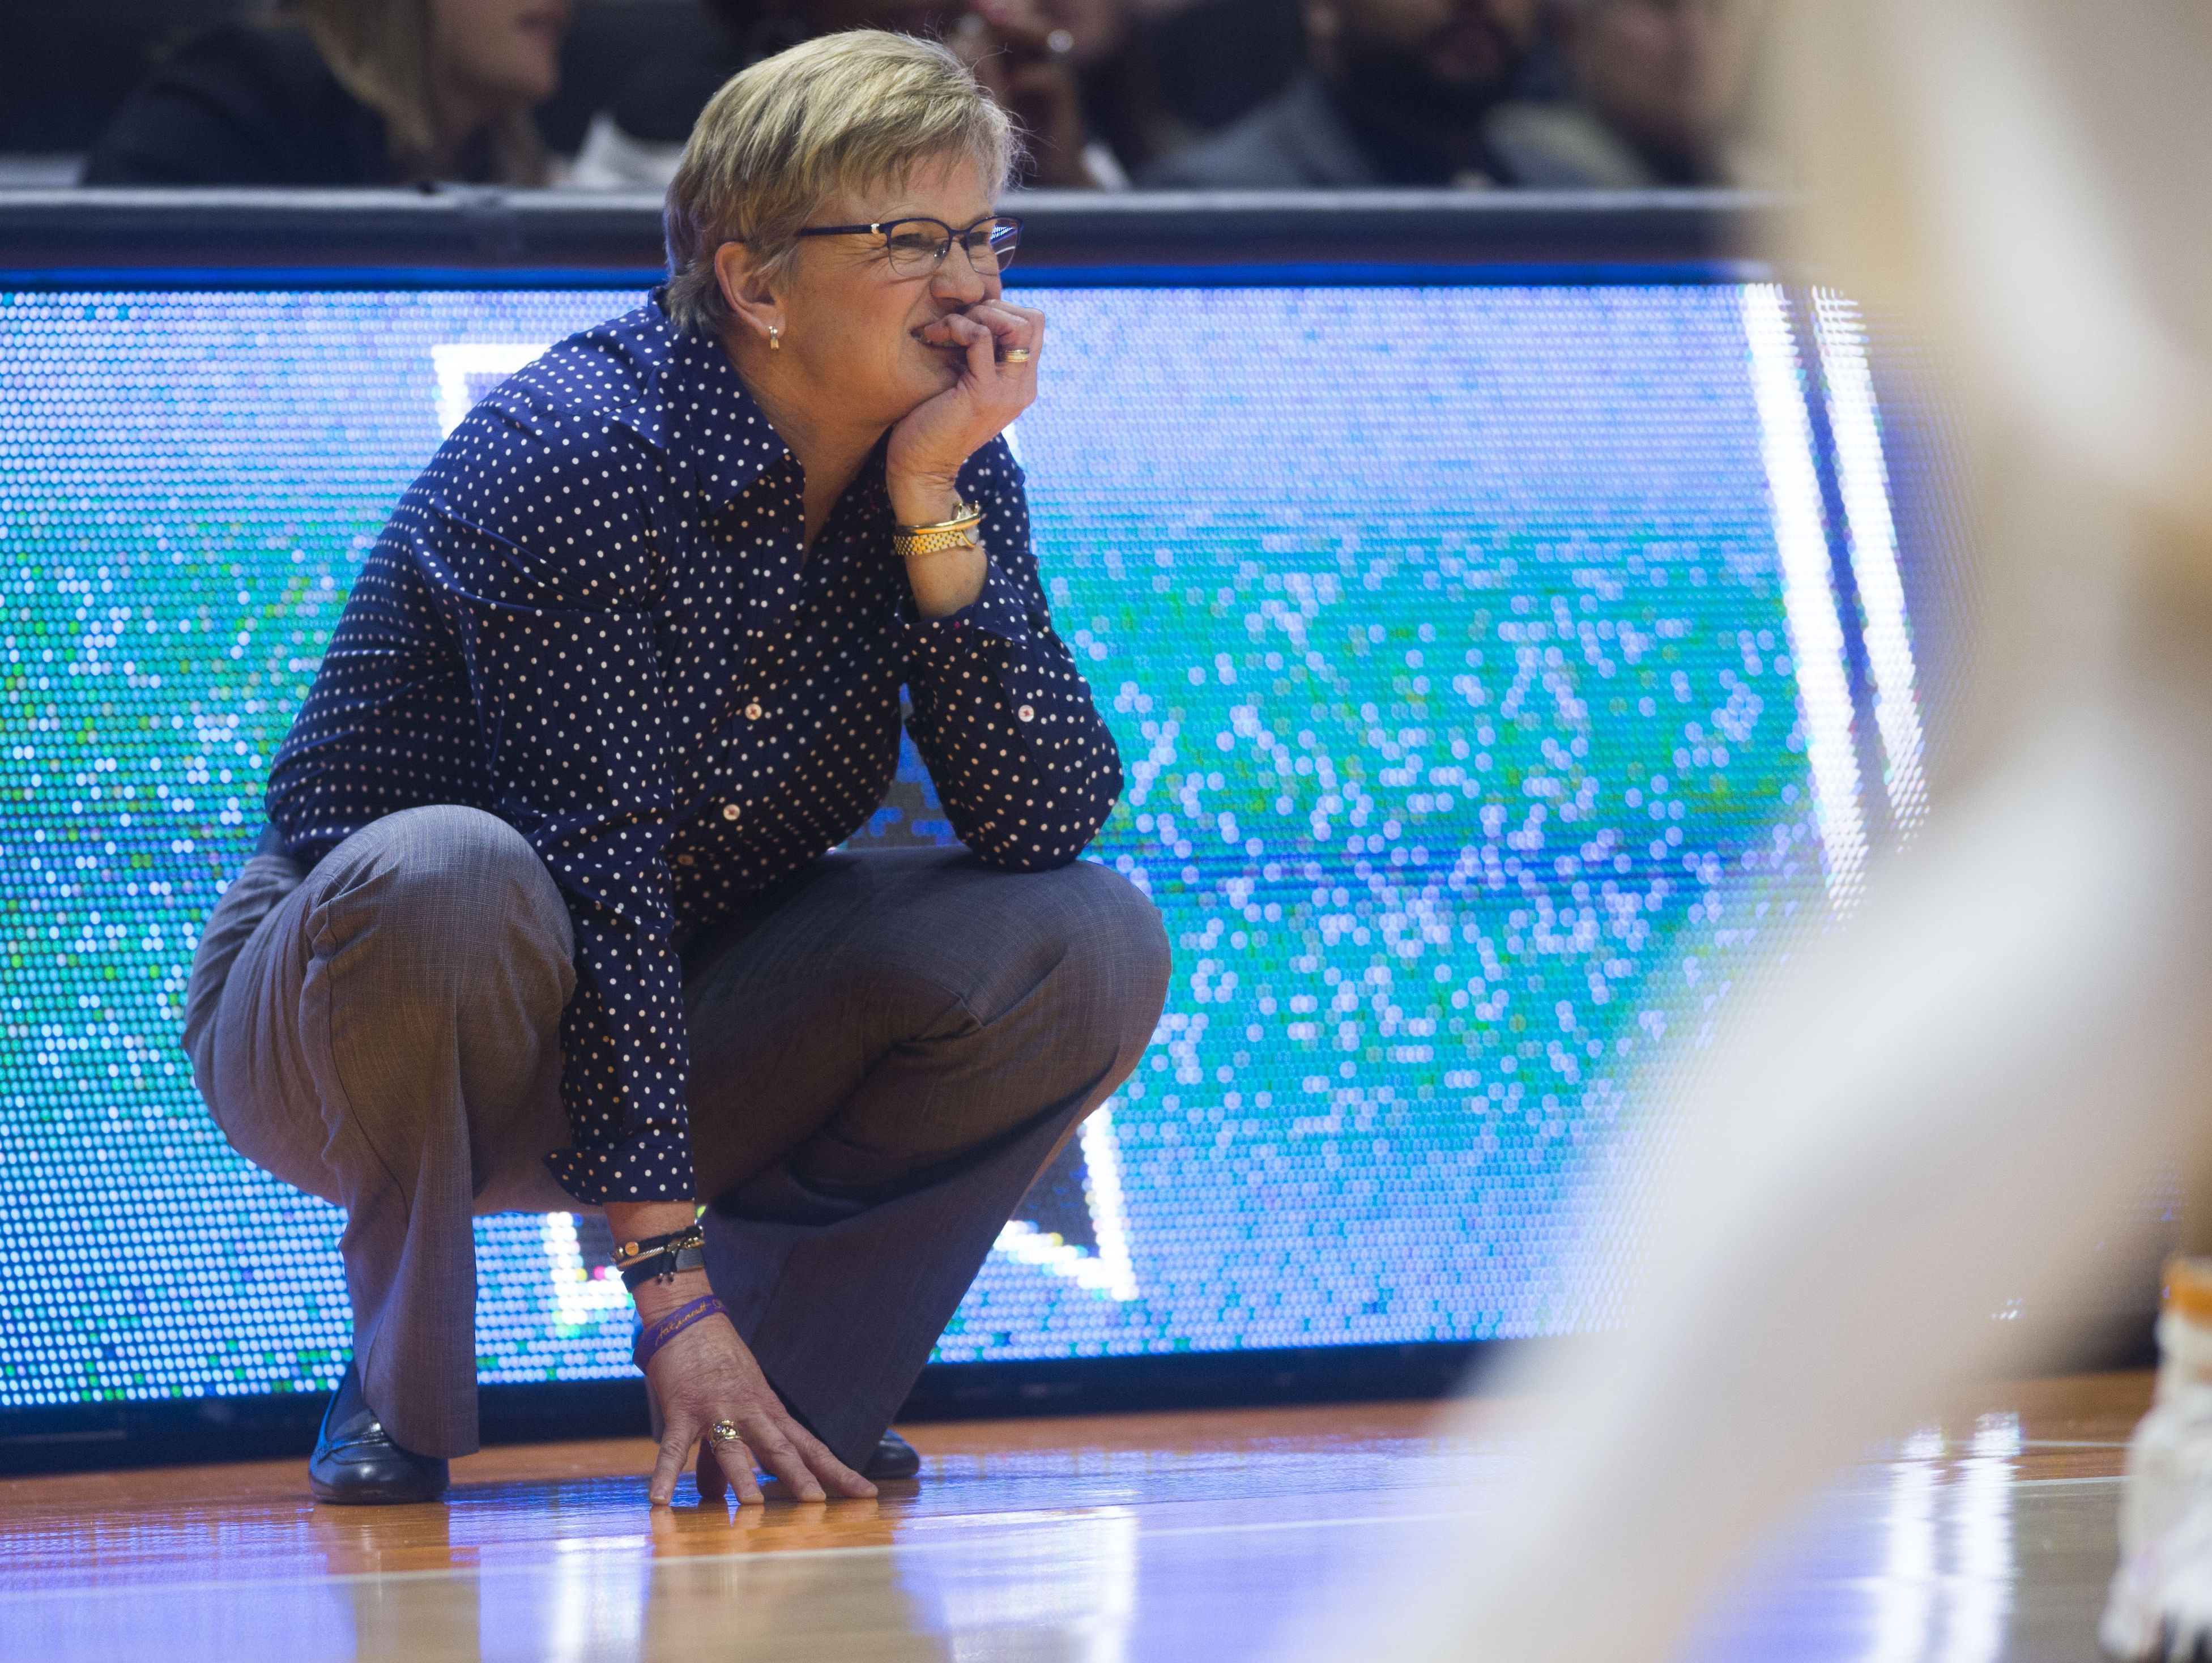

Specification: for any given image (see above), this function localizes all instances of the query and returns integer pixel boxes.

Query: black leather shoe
[863,1429,922,1482]
[309,1358,450,1505]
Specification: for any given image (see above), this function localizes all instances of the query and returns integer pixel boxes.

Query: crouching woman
[184,30,1169,1507]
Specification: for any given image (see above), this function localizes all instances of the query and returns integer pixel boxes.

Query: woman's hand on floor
[637,1272,877,1506]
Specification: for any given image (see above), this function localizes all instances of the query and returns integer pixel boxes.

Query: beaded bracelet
[632,1294,727,1372]
[612,1221,708,1289]
[619,1243,708,1290]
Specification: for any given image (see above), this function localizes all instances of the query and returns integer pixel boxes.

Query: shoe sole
[310,1478,450,1505]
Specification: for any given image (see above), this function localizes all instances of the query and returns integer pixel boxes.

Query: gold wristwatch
[893,500,984,560]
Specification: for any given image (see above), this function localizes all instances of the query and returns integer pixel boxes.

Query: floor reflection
[1943,1417,2023,1663]
[0,1385,2146,1663]
[916,1507,1137,1663]
[1868,1426,1946,1663]
[522,1534,650,1661]
[1690,1414,2035,1663]
[1862,1414,2022,1663]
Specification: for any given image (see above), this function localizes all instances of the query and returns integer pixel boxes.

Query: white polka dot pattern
[264,298,1124,1205]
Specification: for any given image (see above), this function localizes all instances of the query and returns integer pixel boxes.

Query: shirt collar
[616,293,793,509]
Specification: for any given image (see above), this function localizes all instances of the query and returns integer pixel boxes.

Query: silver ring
[1001,347,1033,364]
[709,1419,743,1446]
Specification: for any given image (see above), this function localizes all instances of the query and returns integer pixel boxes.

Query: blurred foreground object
[83,0,571,187]
[1292,0,2212,1658]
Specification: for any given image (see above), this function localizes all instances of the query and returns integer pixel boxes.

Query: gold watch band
[893,500,984,560]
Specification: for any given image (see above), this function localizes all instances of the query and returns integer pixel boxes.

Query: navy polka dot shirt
[265,296,1124,1205]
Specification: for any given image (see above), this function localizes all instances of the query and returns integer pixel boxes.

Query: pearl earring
[768,323,781,351]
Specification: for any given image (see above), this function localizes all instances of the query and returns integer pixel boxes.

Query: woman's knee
[1020,861,1173,1051]
[184,851,306,1096]
[308,805,572,996]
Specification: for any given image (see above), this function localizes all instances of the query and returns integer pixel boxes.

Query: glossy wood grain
[0,1374,2156,1660]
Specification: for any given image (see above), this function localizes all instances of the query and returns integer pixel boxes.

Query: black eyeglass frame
[792,215,1025,274]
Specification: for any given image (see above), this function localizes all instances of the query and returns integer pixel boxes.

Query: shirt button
[722,803,740,821]
[744,702,763,720]
[1017,705,1035,722]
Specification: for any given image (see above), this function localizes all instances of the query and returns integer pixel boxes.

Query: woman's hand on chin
[885,299,1044,525]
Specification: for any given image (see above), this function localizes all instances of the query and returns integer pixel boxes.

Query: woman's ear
[713,242,783,350]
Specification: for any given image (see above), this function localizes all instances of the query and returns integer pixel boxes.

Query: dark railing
[0,186,1785,281]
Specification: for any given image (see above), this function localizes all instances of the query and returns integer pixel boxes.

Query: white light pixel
[432,342,548,438]
[1744,285,1870,909]
[1814,291,1930,840]
[542,1212,629,1331]
[1077,1102,1139,1302]
[984,1105,1138,1303]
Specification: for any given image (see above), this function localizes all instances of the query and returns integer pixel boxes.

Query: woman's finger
[963,301,1027,339]
[968,305,1043,376]
[649,1418,697,1506]
[744,1419,828,1503]
[966,301,1039,352]
[787,1421,878,1499]
[923,311,997,381]
[957,309,999,385]
[926,304,1045,378]
[917,310,983,345]
[709,1426,765,1506]
[694,1435,729,1504]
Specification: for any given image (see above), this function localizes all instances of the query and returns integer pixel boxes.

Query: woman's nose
[933,250,992,301]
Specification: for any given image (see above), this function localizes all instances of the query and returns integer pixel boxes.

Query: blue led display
[0,282,1917,1404]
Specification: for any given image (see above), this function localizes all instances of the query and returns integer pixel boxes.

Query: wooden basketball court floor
[0,1372,2154,1661]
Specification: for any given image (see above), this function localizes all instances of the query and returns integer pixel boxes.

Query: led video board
[0,280,1917,1406]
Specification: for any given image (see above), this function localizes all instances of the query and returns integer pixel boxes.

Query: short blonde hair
[663,31,1021,336]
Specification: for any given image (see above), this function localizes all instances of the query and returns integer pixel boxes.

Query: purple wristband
[632,1294,726,1372]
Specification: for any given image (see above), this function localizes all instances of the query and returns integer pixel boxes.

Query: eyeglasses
[793,215,1024,276]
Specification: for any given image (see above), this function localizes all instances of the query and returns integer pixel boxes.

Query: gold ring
[709,1419,743,1446]
[1001,347,1032,364]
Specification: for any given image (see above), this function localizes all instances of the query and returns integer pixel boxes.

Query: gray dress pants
[182,804,1170,1465]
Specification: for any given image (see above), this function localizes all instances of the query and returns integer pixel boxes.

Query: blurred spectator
[1141,0,1540,187]
[954,0,1130,185]
[1487,0,1771,187]
[83,1,571,187]
[569,0,1123,190]
[1133,0,1305,161]
[1036,0,1161,174]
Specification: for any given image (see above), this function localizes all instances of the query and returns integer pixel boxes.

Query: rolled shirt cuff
[902,551,1038,649]
[543,1126,695,1206]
